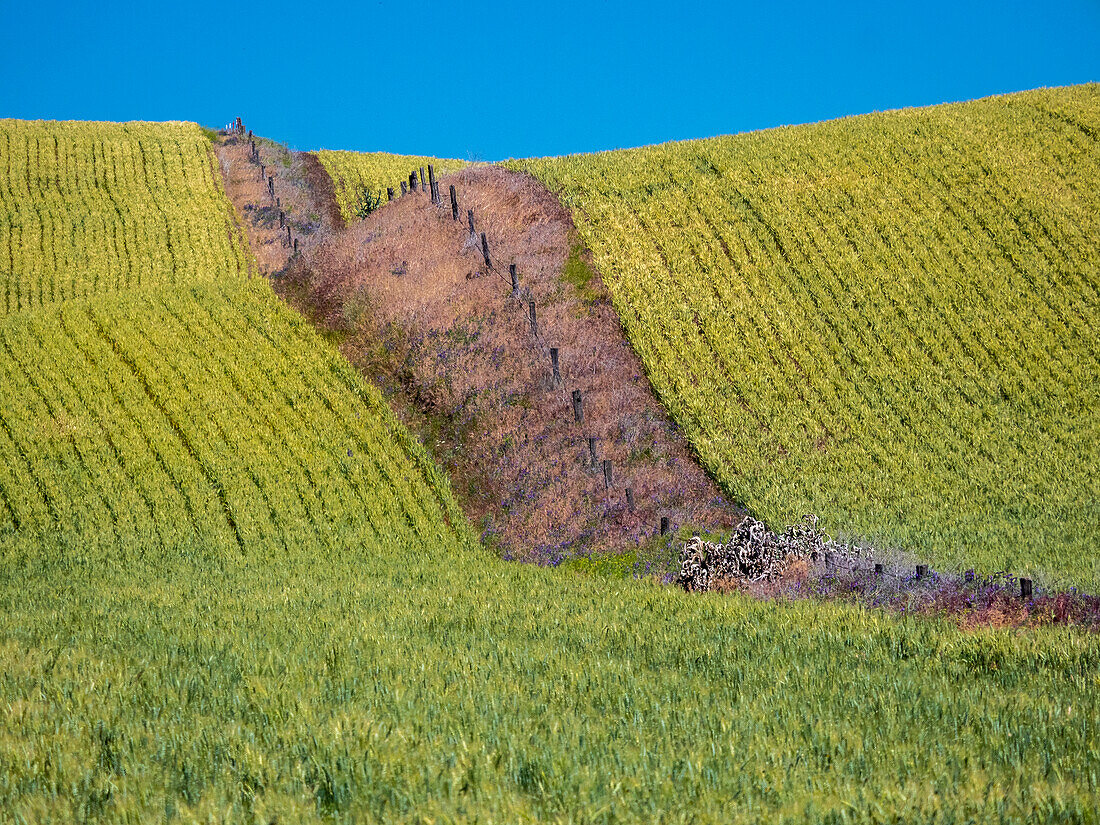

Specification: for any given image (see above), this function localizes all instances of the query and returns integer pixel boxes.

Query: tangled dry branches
[677,515,873,591]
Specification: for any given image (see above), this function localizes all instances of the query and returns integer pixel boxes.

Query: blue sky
[2,0,1097,160]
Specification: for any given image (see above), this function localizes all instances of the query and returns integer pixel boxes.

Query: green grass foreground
[515,84,1100,589]
[1,537,1098,822]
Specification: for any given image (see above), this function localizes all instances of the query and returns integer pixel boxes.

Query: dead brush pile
[677,515,871,591]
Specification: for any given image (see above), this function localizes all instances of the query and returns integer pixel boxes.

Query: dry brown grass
[225,154,743,561]
[214,135,338,277]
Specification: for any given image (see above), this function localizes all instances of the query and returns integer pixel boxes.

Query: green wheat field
[1,89,1099,822]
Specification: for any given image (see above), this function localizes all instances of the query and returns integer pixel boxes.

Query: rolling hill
[1,107,1099,823]
[0,119,469,561]
[514,84,1100,588]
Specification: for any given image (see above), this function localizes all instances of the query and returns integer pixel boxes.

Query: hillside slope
[0,119,468,560]
[516,84,1100,587]
[273,156,744,563]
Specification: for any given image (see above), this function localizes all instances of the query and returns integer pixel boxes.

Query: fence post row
[806,558,1038,601]
[415,168,698,548]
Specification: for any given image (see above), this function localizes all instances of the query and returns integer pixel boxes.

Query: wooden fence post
[481,232,492,269]
[268,175,274,199]
[1020,578,1033,599]
[409,171,417,192]
[276,196,280,208]
[450,185,458,220]
[550,347,560,383]
[916,564,928,581]
[625,488,635,511]
[427,165,437,202]
[528,300,537,336]
[279,210,285,228]
[419,166,426,194]
[510,264,519,294]
[660,516,670,536]
[467,209,475,236]
[286,226,291,247]
[401,181,408,196]
[587,436,598,468]
[603,459,613,489]
[260,163,265,180]
[387,187,395,202]
[571,390,583,423]
[874,563,884,577]
[293,237,298,253]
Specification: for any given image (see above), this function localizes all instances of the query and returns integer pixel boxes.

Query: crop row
[0,279,467,556]
[515,84,1100,588]
[0,119,250,314]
